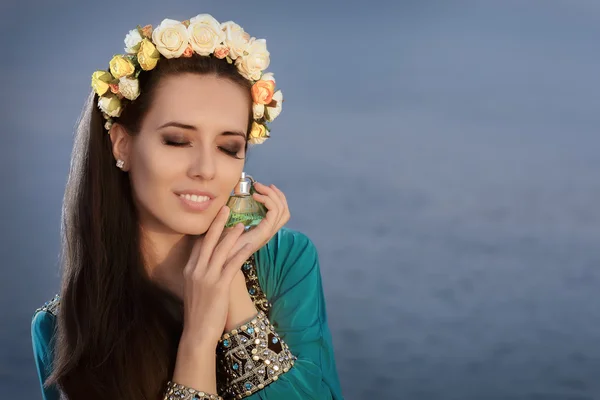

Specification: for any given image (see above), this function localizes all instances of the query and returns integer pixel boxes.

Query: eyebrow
[157,121,246,138]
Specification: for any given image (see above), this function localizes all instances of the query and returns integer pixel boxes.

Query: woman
[31,13,343,400]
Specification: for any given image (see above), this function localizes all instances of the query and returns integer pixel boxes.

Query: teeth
[180,194,210,203]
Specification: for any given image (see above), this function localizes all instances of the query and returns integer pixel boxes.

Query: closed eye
[218,146,244,159]
[163,139,190,147]
[162,138,244,159]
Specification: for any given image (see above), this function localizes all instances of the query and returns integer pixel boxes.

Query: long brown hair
[46,54,253,399]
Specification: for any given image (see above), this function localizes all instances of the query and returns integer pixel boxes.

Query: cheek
[218,159,245,194]
[129,145,185,202]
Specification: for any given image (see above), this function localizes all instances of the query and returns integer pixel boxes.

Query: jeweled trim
[163,381,222,400]
[241,254,271,315]
[34,294,60,317]
[216,311,296,399]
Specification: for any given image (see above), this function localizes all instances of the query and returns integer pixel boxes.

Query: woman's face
[120,73,249,236]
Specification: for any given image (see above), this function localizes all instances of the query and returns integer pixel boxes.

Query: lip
[175,191,216,212]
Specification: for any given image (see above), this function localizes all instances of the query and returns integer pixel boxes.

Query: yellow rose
[109,55,135,79]
[137,38,160,71]
[91,70,113,96]
[248,122,269,144]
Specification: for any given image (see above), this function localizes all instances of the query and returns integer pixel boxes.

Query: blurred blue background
[1,0,599,399]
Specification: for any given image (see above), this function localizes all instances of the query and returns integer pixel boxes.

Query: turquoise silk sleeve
[31,310,61,400]
[248,228,344,400]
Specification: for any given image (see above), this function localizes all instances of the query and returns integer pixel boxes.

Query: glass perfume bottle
[225,172,267,231]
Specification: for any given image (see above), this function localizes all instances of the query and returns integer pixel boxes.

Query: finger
[197,206,230,267]
[183,235,204,276]
[252,192,280,218]
[253,181,279,198]
[221,244,254,284]
[208,222,246,275]
[269,184,290,221]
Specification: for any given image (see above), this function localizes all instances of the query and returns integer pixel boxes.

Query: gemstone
[233,363,239,370]
[245,382,253,390]
[247,327,255,334]
[223,340,230,347]
[243,263,251,271]
[249,288,256,295]
[241,337,248,343]
[272,337,279,344]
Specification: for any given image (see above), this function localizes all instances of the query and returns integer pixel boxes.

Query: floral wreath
[90,14,283,145]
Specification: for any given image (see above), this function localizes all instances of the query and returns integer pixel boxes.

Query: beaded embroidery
[164,381,222,400]
[240,254,271,315]
[216,311,296,399]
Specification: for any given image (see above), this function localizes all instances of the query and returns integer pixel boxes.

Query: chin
[167,216,212,236]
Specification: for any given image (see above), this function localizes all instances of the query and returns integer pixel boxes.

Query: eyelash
[162,139,244,159]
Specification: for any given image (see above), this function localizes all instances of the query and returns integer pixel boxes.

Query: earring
[116,159,125,169]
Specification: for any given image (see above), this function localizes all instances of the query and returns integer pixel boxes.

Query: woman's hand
[180,206,255,347]
[221,183,290,331]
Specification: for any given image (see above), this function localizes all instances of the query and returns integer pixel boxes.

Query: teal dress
[31,227,344,399]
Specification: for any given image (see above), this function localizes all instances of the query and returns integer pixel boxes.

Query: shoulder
[33,294,61,318]
[31,294,60,365]
[265,227,318,259]
[32,294,60,340]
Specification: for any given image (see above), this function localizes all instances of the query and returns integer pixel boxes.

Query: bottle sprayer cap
[234,172,253,195]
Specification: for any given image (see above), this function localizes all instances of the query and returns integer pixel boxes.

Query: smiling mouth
[178,193,211,203]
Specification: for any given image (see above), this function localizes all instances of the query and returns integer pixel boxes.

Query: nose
[188,144,216,181]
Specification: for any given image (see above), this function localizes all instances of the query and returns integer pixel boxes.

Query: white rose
[221,21,251,60]
[252,103,265,119]
[235,38,270,81]
[188,14,224,56]
[124,29,143,53]
[261,72,275,84]
[118,77,140,101]
[98,95,122,118]
[265,90,282,121]
[152,19,189,58]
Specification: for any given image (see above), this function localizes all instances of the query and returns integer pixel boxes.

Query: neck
[140,226,200,299]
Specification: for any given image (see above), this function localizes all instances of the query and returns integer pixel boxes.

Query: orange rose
[251,80,275,105]
[214,46,230,59]
[109,83,120,94]
[141,24,153,38]
[182,44,193,58]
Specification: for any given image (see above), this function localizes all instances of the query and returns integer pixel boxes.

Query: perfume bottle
[225,172,267,231]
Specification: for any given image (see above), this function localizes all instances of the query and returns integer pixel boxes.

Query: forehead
[143,73,250,133]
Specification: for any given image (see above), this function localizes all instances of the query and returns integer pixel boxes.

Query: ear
[109,123,132,171]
